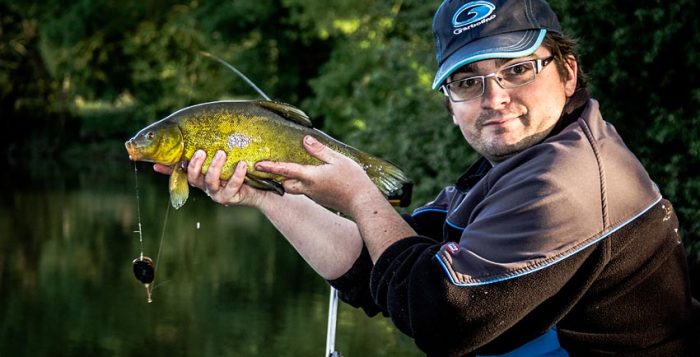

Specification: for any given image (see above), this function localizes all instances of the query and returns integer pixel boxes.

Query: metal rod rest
[325,286,340,357]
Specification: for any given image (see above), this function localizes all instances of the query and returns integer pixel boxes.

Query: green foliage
[0,0,330,162]
[296,0,470,204]
[550,0,700,249]
[0,0,698,252]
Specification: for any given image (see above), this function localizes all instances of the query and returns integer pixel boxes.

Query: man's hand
[154,150,269,208]
[255,135,384,217]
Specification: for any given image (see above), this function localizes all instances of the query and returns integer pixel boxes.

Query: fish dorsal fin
[254,100,313,128]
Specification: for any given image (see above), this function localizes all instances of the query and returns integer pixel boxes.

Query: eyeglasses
[440,56,555,102]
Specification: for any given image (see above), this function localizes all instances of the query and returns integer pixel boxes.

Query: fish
[125,100,412,209]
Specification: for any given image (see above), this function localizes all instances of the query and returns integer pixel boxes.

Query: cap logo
[452,1,497,35]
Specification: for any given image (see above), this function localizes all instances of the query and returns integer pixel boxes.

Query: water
[0,161,421,356]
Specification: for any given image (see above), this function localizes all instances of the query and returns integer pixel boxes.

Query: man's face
[448,47,577,163]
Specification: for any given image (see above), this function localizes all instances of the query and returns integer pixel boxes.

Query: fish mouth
[125,140,141,161]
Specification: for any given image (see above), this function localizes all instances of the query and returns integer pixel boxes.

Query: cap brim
[432,29,547,90]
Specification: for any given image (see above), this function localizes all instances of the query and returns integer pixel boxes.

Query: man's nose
[481,76,510,109]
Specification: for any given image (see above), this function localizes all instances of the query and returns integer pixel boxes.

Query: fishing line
[131,162,173,302]
[133,163,145,258]
[150,201,172,291]
[200,51,272,101]
[132,162,155,303]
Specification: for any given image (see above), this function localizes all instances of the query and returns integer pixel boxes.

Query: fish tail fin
[356,153,413,207]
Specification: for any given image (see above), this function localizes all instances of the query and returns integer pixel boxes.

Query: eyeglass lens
[446,60,538,102]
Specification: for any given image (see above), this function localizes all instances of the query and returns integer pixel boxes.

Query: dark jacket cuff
[327,245,382,316]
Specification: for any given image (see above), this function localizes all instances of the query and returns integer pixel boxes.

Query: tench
[125,100,412,209]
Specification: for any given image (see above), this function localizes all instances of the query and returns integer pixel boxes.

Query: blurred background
[1,0,698,356]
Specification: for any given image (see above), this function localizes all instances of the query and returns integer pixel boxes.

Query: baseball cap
[432,0,561,89]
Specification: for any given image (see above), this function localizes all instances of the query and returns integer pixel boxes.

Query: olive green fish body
[175,101,323,182]
[126,100,411,209]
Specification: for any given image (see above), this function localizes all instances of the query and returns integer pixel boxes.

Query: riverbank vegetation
[1,0,698,263]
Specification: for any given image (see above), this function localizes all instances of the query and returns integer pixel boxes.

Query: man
[156,0,698,355]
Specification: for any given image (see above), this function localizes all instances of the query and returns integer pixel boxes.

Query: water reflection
[0,162,420,356]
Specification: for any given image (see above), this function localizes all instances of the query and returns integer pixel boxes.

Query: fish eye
[145,131,155,140]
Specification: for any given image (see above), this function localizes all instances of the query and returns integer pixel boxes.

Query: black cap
[432,0,561,89]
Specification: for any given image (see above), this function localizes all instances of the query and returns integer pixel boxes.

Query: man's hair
[542,31,588,93]
[443,31,588,114]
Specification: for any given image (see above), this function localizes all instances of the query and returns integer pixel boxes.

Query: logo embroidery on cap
[445,242,461,254]
[452,1,497,35]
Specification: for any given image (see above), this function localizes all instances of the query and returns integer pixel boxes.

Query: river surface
[0,161,421,356]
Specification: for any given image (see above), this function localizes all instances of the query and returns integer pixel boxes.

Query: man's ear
[564,55,578,97]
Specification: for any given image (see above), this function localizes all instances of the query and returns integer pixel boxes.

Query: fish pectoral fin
[169,165,190,209]
[254,100,313,128]
[244,174,285,196]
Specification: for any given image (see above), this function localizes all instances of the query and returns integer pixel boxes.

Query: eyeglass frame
[440,55,556,102]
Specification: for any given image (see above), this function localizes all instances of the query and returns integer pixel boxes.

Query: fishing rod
[200,51,272,101]
[202,51,342,357]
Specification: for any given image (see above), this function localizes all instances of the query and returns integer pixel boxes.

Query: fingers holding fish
[257,145,377,215]
[254,161,312,195]
[208,160,265,207]
[204,150,226,192]
[153,164,173,175]
[254,136,341,182]
[187,150,207,187]
[185,149,224,199]
[302,135,340,164]
[216,161,249,203]
[254,136,342,180]
[255,161,306,181]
